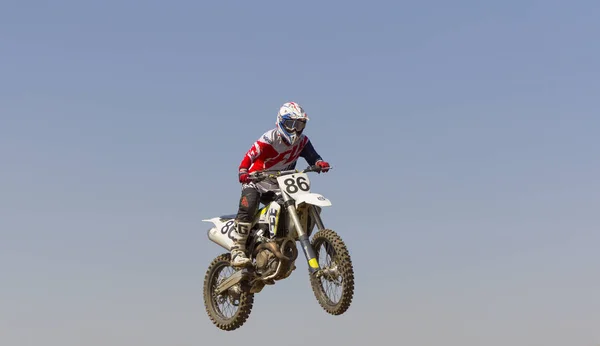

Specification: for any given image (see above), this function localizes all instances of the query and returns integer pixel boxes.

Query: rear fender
[203,216,237,251]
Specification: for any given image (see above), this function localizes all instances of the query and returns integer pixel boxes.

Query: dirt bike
[201,165,355,331]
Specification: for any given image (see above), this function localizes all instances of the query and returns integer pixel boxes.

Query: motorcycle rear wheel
[203,253,254,331]
[309,229,355,315]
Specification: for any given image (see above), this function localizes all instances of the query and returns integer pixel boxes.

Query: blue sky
[1,1,599,345]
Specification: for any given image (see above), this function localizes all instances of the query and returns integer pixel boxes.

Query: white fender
[293,193,332,207]
[202,216,237,251]
[202,216,222,225]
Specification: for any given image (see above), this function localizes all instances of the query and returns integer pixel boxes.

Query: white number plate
[276,173,311,196]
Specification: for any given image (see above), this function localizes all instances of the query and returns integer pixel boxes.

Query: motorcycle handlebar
[248,165,331,182]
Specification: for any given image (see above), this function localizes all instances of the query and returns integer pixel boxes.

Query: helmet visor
[282,118,306,132]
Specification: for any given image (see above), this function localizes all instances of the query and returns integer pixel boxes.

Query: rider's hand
[239,169,251,184]
[316,160,330,173]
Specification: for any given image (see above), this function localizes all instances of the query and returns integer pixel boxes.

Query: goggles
[282,118,306,132]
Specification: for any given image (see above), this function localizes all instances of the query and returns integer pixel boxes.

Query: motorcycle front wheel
[309,229,355,315]
[203,253,254,331]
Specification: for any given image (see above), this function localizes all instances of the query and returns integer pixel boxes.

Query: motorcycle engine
[255,248,279,276]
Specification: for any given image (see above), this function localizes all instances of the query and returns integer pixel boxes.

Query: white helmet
[276,102,309,145]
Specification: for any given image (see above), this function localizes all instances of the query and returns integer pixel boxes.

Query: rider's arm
[239,136,277,171]
[239,143,259,171]
[300,138,324,166]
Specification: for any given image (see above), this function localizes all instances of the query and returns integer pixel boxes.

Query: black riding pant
[235,186,276,223]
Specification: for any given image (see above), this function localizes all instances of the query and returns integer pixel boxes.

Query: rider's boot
[231,221,252,267]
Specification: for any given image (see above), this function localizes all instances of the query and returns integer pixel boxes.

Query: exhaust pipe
[207,226,234,251]
[253,242,291,261]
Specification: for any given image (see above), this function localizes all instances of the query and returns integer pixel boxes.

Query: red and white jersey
[239,128,323,191]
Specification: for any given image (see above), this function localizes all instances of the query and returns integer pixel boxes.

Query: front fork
[282,194,324,274]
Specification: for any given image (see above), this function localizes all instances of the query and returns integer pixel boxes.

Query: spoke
[316,240,343,304]
[212,265,239,319]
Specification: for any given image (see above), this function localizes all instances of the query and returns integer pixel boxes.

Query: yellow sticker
[309,258,319,268]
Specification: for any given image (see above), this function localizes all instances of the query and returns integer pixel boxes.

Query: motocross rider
[231,101,330,267]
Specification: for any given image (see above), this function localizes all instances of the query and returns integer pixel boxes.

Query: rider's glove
[239,169,251,184]
[315,160,330,173]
